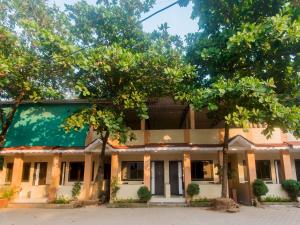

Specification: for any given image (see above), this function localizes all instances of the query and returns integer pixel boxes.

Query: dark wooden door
[295,160,300,181]
[155,161,164,195]
[169,161,179,195]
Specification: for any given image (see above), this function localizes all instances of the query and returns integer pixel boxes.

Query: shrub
[137,186,151,203]
[72,181,81,199]
[252,179,268,200]
[0,187,14,200]
[111,176,120,201]
[54,195,71,204]
[282,179,300,200]
[187,183,200,200]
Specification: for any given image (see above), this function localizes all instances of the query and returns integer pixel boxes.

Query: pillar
[189,106,195,129]
[184,129,190,143]
[246,150,256,204]
[85,126,94,146]
[280,150,293,180]
[217,150,223,183]
[83,153,93,200]
[141,119,146,130]
[110,152,119,202]
[183,152,191,197]
[48,153,61,202]
[144,152,151,189]
[11,154,24,199]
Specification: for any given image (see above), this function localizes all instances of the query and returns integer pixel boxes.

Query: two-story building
[0,98,300,205]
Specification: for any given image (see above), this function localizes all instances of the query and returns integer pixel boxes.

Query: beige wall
[149,130,185,144]
[114,128,285,147]
[193,184,221,199]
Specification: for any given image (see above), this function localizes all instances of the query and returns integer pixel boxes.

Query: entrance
[151,161,164,195]
[169,161,183,195]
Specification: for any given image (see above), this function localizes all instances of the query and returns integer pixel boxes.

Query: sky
[50,0,199,38]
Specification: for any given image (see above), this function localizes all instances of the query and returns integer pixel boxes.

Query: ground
[1,205,300,225]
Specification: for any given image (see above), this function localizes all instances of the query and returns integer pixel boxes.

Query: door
[33,162,48,186]
[154,161,164,195]
[169,161,183,195]
[295,160,300,181]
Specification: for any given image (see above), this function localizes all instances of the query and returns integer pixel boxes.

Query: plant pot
[296,197,300,203]
[0,199,9,208]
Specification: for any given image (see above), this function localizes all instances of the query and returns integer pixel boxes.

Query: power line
[139,1,180,23]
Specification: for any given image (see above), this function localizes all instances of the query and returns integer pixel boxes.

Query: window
[33,162,48,185]
[68,162,84,182]
[0,157,4,171]
[256,160,271,180]
[191,160,214,181]
[5,163,13,183]
[22,163,31,182]
[122,161,143,181]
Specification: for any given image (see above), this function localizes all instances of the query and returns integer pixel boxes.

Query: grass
[54,195,72,204]
[261,195,292,202]
[190,198,212,207]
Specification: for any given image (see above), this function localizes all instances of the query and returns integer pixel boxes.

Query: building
[0,99,300,204]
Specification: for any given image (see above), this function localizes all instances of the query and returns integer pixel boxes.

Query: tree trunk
[95,131,109,203]
[0,91,25,147]
[221,123,230,198]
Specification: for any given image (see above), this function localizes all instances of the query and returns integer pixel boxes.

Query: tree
[0,0,75,146]
[61,0,194,202]
[182,0,300,198]
[177,76,300,198]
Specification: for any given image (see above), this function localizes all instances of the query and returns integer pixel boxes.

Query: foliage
[252,179,269,200]
[261,195,292,202]
[54,195,71,204]
[71,182,82,199]
[113,198,141,203]
[190,198,211,207]
[111,176,120,202]
[137,186,152,203]
[282,179,300,200]
[0,187,14,200]
[181,0,300,199]
[187,183,200,200]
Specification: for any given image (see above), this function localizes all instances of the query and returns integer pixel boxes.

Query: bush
[252,179,268,200]
[0,187,14,200]
[72,181,81,199]
[187,183,200,200]
[54,195,71,204]
[137,186,151,203]
[282,179,300,200]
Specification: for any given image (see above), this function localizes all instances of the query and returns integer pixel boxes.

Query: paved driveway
[1,205,300,225]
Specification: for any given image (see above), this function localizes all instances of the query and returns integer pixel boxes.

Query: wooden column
[48,153,62,202]
[141,119,146,130]
[189,106,195,129]
[11,154,24,199]
[144,152,151,189]
[83,153,93,200]
[183,152,191,197]
[280,150,293,180]
[246,150,256,205]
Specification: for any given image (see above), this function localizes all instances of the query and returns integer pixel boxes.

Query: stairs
[149,196,186,207]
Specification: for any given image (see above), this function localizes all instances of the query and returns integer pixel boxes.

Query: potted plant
[0,187,14,208]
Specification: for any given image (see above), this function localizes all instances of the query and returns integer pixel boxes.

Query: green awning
[3,103,90,148]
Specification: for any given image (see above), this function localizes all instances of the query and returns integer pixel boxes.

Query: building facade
[0,99,300,204]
